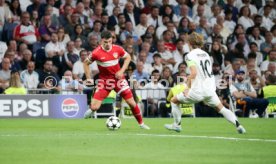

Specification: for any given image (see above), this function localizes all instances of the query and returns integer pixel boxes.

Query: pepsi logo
[61,98,79,117]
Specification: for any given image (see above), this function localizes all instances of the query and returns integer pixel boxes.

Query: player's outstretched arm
[83,58,92,80]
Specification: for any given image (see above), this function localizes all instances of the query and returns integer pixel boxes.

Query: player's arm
[116,52,131,79]
[186,60,197,88]
[83,58,92,80]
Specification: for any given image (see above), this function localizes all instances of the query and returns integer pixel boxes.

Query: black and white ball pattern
[106,116,121,130]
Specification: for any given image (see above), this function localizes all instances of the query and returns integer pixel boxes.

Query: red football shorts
[93,79,133,101]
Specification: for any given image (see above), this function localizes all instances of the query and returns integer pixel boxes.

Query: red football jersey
[88,45,127,80]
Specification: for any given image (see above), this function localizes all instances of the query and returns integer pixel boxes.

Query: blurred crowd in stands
[0,0,275,117]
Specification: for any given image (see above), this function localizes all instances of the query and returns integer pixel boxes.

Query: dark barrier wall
[0,95,87,118]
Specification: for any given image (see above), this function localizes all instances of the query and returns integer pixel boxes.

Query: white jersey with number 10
[185,48,216,92]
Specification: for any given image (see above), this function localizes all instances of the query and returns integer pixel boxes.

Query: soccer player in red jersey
[83,31,150,129]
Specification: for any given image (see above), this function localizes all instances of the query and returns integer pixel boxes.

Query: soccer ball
[106,116,121,130]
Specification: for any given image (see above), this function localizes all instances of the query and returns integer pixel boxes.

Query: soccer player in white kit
[164,32,246,134]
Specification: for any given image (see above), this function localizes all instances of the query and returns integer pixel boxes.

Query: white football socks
[219,107,239,127]
[171,102,182,126]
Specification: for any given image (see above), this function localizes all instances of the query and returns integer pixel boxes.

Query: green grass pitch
[1,118,276,164]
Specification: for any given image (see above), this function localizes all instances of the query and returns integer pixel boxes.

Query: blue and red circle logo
[61,98,79,117]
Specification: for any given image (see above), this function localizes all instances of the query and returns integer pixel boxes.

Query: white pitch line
[1,133,276,143]
[133,133,276,143]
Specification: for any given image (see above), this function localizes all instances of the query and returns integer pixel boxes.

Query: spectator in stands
[161,4,178,26]
[0,0,11,41]
[19,49,33,70]
[20,61,39,89]
[162,30,176,51]
[114,13,126,35]
[150,53,163,73]
[209,4,223,27]
[30,10,40,28]
[58,4,73,27]
[155,40,175,71]
[267,62,276,76]
[141,0,155,14]
[246,15,267,36]
[172,62,187,84]
[70,24,88,46]
[57,27,70,47]
[4,70,27,94]
[26,0,42,18]
[124,44,138,62]
[195,16,211,40]
[261,4,274,31]
[45,32,65,59]
[0,41,8,62]
[263,74,276,98]
[72,49,88,80]
[106,0,122,16]
[73,37,85,56]
[249,42,263,67]
[147,6,162,28]
[108,6,120,27]
[230,70,269,117]
[260,31,273,59]
[248,26,265,49]
[8,0,21,24]
[260,50,276,74]
[244,57,262,78]
[192,0,212,20]
[54,41,79,77]
[4,50,21,71]
[226,24,245,50]
[59,0,75,15]
[16,43,28,62]
[224,9,236,33]
[238,6,254,31]
[230,33,250,58]
[39,14,58,44]
[85,33,99,52]
[249,69,266,98]
[44,5,60,28]
[0,58,11,92]
[133,61,149,83]
[210,40,226,68]
[58,70,84,94]
[38,59,60,90]
[90,3,103,22]
[224,0,239,22]
[88,20,102,41]
[75,2,92,34]
[13,12,39,47]
[239,0,258,16]
[124,1,140,26]
[192,4,206,25]
[135,13,149,38]
[160,66,174,87]
[82,0,93,17]
[142,69,167,116]
[120,21,140,45]
[177,17,190,34]
[172,39,185,70]
[137,50,152,73]
[64,12,81,36]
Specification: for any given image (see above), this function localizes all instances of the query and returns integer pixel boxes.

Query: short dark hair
[101,30,112,39]
[151,69,160,75]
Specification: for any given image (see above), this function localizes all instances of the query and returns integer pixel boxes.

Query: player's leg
[205,93,246,134]
[165,92,196,132]
[118,87,150,129]
[84,88,110,118]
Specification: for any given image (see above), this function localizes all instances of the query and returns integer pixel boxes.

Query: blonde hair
[188,32,204,48]
[9,72,22,88]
